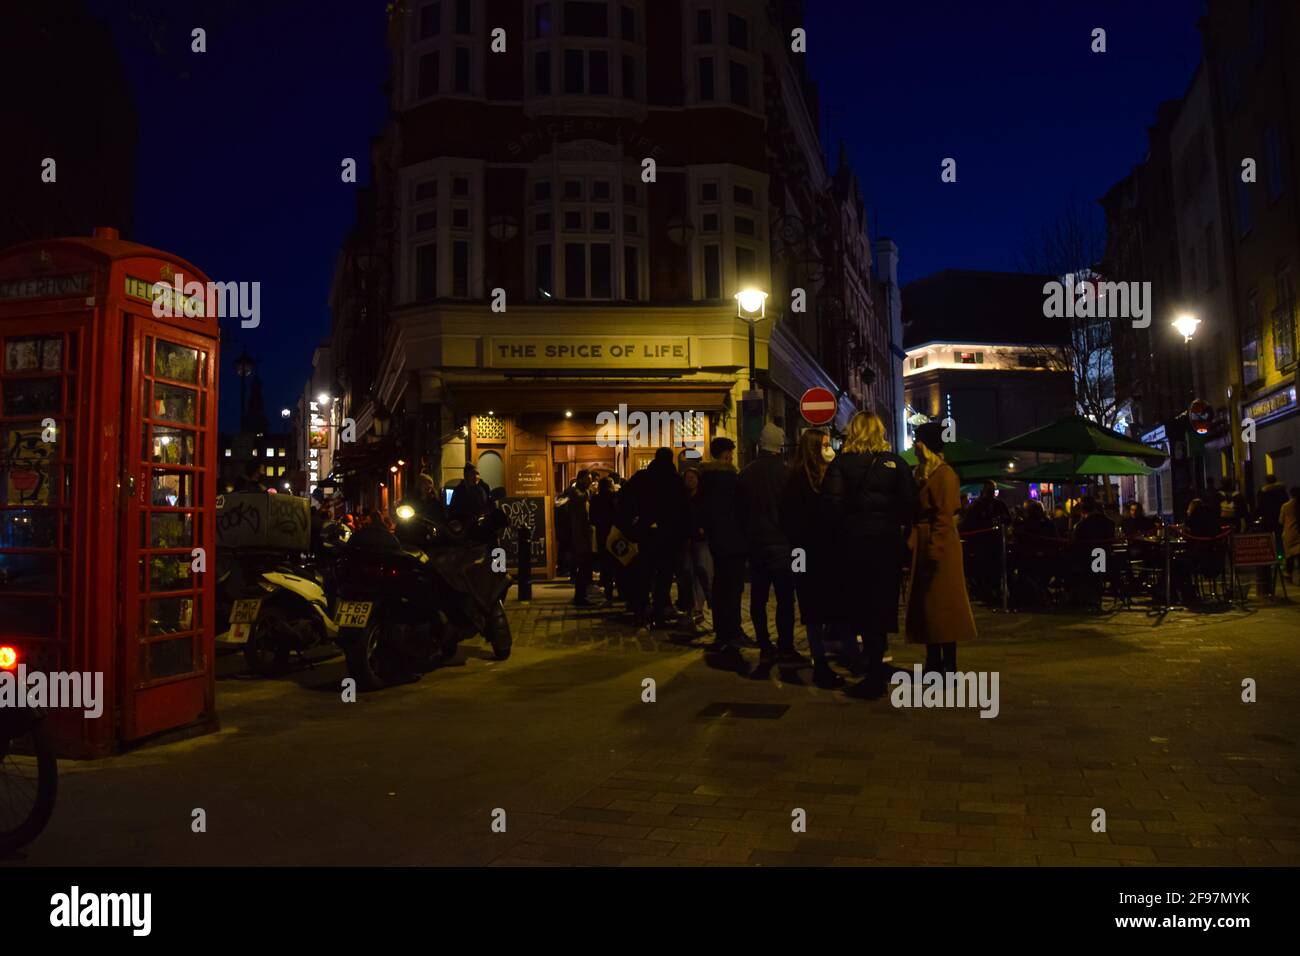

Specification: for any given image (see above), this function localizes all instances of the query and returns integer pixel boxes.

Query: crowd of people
[557,414,977,695]
[952,470,1300,608]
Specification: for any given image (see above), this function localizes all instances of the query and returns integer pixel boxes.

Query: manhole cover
[697,702,790,720]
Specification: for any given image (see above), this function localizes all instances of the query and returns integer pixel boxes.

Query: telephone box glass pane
[153,383,197,424]
[150,470,194,507]
[148,512,193,548]
[146,596,194,635]
[1,552,58,590]
[3,424,56,505]
[1,508,57,547]
[0,596,57,636]
[149,426,195,465]
[146,636,194,678]
[4,336,62,371]
[143,555,193,591]
[154,341,199,383]
[3,377,61,416]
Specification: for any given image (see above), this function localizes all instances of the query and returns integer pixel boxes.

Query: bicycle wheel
[0,717,58,856]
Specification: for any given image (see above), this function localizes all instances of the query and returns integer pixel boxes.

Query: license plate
[230,598,263,624]
[337,601,374,628]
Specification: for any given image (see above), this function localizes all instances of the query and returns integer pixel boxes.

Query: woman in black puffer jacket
[822,411,918,696]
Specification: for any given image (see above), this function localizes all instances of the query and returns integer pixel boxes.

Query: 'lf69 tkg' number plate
[337,601,373,628]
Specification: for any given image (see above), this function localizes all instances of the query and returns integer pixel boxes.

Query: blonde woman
[823,411,918,696]
[905,421,977,672]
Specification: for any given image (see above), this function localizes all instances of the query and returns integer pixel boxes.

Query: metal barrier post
[517,524,532,603]
[1163,522,1172,609]
[1000,522,1010,612]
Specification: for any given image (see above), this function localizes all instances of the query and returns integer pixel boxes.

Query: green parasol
[1014,454,1157,481]
[991,414,1167,463]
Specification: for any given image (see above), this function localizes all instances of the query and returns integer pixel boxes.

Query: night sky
[82,0,1204,431]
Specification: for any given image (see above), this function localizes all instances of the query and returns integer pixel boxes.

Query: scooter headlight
[396,504,415,521]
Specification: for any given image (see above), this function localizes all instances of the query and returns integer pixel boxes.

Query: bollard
[517,524,532,603]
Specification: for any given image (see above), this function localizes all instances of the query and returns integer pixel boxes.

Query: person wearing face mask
[823,410,918,697]
[780,427,842,687]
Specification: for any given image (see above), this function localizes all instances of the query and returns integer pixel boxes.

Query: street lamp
[317,392,331,406]
[1172,313,1200,404]
[735,288,769,460]
[735,288,768,391]
[1172,313,1200,342]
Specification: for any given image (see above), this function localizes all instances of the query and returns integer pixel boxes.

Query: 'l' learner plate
[337,601,374,628]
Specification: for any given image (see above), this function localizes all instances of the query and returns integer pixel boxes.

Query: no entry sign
[800,387,837,426]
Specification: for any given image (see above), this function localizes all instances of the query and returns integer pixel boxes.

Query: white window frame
[400,159,485,302]
[684,2,761,113]
[406,0,482,106]
[525,0,645,114]
[526,159,645,301]
[687,164,769,301]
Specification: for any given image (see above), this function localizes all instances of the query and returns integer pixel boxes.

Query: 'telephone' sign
[486,336,692,369]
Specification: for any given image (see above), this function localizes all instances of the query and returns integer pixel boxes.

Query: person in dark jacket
[565,469,595,606]
[449,464,491,526]
[960,480,1010,604]
[781,427,842,687]
[589,476,620,604]
[699,436,749,650]
[739,422,799,663]
[676,465,713,632]
[823,410,918,697]
[1258,473,1288,536]
[623,449,688,626]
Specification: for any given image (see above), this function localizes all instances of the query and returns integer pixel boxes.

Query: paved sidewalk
[10,583,1300,867]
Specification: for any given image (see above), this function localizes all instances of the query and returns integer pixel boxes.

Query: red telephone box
[0,228,220,757]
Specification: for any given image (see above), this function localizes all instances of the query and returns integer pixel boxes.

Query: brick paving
[10,582,1300,867]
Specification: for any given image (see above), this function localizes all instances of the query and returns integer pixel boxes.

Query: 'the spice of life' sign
[486,336,692,369]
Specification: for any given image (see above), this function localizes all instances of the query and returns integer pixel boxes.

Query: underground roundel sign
[800,387,837,426]
[1188,399,1213,435]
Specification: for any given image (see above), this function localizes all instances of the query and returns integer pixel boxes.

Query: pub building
[324,0,897,577]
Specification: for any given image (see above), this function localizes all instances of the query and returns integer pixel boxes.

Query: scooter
[334,496,512,691]
[218,523,351,676]
[0,643,57,856]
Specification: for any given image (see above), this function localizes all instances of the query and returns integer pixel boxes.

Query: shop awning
[331,436,400,477]
[445,379,733,414]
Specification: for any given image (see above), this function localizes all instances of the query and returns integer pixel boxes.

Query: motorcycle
[239,522,351,676]
[0,643,57,856]
[334,493,513,690]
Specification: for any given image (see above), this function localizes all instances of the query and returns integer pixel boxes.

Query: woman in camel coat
[905,421,977,672]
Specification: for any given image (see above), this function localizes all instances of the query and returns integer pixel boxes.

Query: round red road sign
[1188,399,1213,435]
[799,387,837,426]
